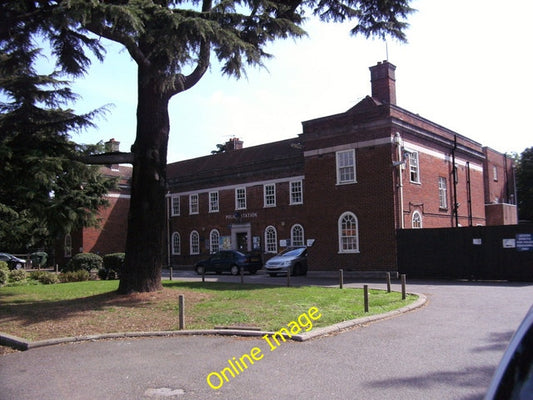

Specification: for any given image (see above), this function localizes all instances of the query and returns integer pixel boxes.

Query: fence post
[386,272,391,293]
[363,285,369,313]
[339,269,344,289]
[169,267,173,281]
[202,267,205,283]
[286,268,291,287]
[240,266,244,284]
[401,274,406,300]
[178,294,185,330]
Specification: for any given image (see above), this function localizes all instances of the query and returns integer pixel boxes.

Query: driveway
[1,279,532,400]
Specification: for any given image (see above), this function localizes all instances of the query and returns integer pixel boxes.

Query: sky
[65,0,533,163]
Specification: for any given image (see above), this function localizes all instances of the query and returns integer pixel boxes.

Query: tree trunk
[118,71,170,294]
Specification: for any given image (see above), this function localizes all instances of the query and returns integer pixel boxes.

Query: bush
[29,270,59,284]
[30,252,48,269]
[64,253,103,273]
[0,261,9,286]
[9,269,27,283]
[100,253,125,280]
[59,269,90,283]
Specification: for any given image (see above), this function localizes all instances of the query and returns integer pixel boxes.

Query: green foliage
[9,269,27,284]
[59,269,90,283]
[64,253,103,273]
[29,270,59,285]
[30,252,48,269]
[516,147,533,221]
[100,253,125,280]
[0,262,9,286]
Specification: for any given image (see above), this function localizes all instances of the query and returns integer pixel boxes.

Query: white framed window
[290,180,303,205]
[209,191,219,213]
[210,229,220,254]
[493,165,498,181]
[171,232,181,255]
[171,195,180,216]
[338,212,359,253]
[64,234,72,258]
[336,149,356,184]
[264,184,276,207]
[265,226,278,254]
[190,230,200,255]
[291,224,305,247]
[235,187,246,210]
[412,211,422,228]
[438,177,448,209]
[189,193,199,215]
[409,151,420,183]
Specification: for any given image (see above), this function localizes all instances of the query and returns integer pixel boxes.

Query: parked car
[485,305,533,399]
[0,253,26,270]
[264,247,308,277]
[195,250,263,275]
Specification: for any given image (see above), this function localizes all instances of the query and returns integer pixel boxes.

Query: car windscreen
[280,248,306,257]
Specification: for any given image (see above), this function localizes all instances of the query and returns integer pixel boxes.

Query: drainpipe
[452,135,459,227]
[394,132,405,229]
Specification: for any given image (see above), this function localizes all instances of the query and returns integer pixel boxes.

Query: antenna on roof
[385,41,389,61]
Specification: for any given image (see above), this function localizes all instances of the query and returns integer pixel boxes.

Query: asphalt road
[1,277,532,400]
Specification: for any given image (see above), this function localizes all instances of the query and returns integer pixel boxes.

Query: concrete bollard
[401,274,406,300]
[178,294,185,330]
[386,272,391,293]
[339,269,344,289]
[364,285,369,313]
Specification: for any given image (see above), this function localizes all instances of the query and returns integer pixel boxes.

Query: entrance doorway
[231,223,251,252]
[236,232,248,252]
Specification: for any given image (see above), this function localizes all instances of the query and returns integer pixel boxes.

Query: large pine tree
[1,0,413,293]
[0,13,115,253]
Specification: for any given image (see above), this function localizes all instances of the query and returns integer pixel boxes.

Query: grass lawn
[0,280,417,342]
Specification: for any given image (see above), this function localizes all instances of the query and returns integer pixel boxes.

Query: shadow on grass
[164,280,291,292]
[0,290,152,327]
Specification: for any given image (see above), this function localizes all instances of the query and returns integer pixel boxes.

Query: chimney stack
[105,138,120,153]
[225,137,243,151]
[369,61,397,105]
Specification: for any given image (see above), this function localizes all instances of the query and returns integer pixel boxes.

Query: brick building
[166,61,517,273]
[55,140,132,266]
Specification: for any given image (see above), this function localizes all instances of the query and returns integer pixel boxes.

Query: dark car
[0,253,26,270]
[264,247,308,277]
[195,250,263,275]
[485,305,533,399]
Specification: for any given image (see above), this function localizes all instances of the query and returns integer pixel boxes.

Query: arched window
[190,230,200,255]
[291,224,304,247]
[64,234,72,258]
[338,212,359,253]
[210,229,220,254]
[412,211,423,228]
[265,226,278,254]
[171,232,181,255]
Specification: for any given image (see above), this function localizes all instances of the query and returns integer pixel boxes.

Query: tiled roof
[167,137,304,191]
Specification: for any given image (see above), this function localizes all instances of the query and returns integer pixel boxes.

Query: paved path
[1,279,532,400]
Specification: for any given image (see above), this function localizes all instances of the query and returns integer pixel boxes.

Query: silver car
[264,247,308,277]
[485,305,533,399]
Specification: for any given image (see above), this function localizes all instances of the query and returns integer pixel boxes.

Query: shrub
[30,270,59,284]
[0,262,9,286]
[59,269,90,283]
[100,253,125,280]
[30,252,48,269]
[9,269,27,283]
[64,253,103,273]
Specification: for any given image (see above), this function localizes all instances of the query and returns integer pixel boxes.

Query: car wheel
[14,262,23,270]
[293,263,302,276]
[195,265,205,275]
[230,265,240,275]
[249,269,257,275]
